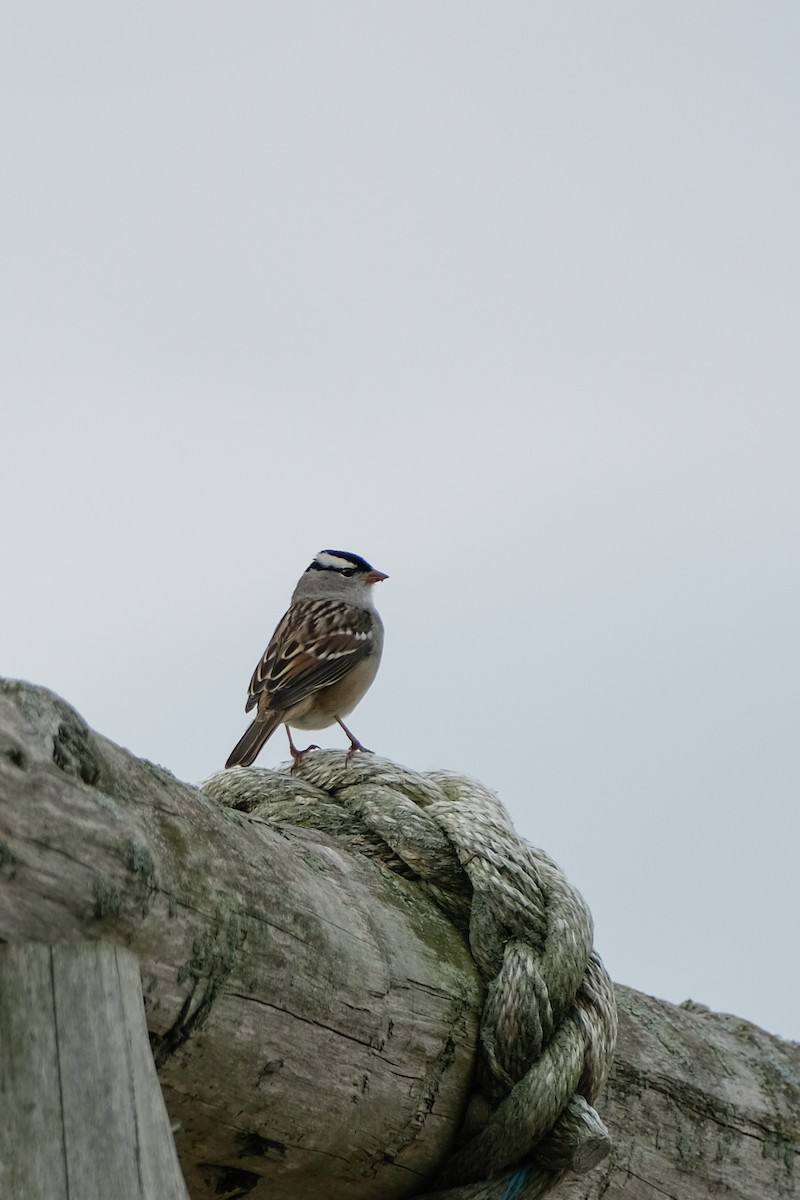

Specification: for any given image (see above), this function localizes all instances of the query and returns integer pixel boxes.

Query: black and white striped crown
[307,550,375,578]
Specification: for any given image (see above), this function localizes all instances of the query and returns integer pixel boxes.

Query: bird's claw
[288,741,320,773]
[345,738,372,764]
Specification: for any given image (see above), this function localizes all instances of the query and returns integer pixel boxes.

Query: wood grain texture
[555,987,800,1200]
[0,942,188,1200]
[0,679,481,1200]
[1,678,798,1200]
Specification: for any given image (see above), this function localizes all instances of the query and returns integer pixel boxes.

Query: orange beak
[366,569,389,584]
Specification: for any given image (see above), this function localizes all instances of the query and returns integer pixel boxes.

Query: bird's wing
[246,597,377,714]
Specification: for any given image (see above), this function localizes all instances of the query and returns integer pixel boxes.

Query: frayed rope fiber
[202,752,617,1200]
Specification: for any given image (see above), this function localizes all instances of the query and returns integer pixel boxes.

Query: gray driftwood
[0,679,798,1199]
[0,941,188,1200]
[560,988,799,1200]
[0,680,480,1200]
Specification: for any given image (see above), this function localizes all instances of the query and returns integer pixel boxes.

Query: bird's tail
[225,713,282,768]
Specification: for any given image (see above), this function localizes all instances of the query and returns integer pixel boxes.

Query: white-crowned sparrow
[225,550,388,769]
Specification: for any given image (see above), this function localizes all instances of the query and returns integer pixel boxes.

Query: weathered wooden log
[0,678,798,1199]
[0,679,480,1199]
[0,941,188,1200]
[560,987,799,1200]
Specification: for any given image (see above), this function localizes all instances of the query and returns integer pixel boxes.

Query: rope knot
[203,752,617,1200]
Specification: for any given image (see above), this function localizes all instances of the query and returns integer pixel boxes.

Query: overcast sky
[2,3,798,1041]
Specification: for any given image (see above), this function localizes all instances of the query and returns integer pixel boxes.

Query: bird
[225,549,388,769]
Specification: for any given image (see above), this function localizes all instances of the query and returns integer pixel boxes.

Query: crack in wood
[617,1063,797,1149]
[225,989,378,1050]
[624,1167,680,1198]
[152,975,222,1068]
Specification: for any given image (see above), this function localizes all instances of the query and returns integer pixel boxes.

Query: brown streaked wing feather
[245,597,375,714]
[245,605,295,711]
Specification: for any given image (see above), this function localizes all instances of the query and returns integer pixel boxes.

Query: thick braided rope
[202,752,617,1199]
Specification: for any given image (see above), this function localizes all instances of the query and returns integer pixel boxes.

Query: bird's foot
[286,728,320,773]
[289,743,319,773]
[335,717,373,763]
[345,737,372,763]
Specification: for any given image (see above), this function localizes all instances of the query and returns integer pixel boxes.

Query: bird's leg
[335,717,373,762]
[285,726,319,773]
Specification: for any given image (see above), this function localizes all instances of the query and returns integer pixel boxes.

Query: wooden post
[0,942,188,1200]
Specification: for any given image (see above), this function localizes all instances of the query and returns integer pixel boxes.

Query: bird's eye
[340,568,356,577]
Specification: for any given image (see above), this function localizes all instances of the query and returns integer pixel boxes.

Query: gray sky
[2,3,799,1040]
